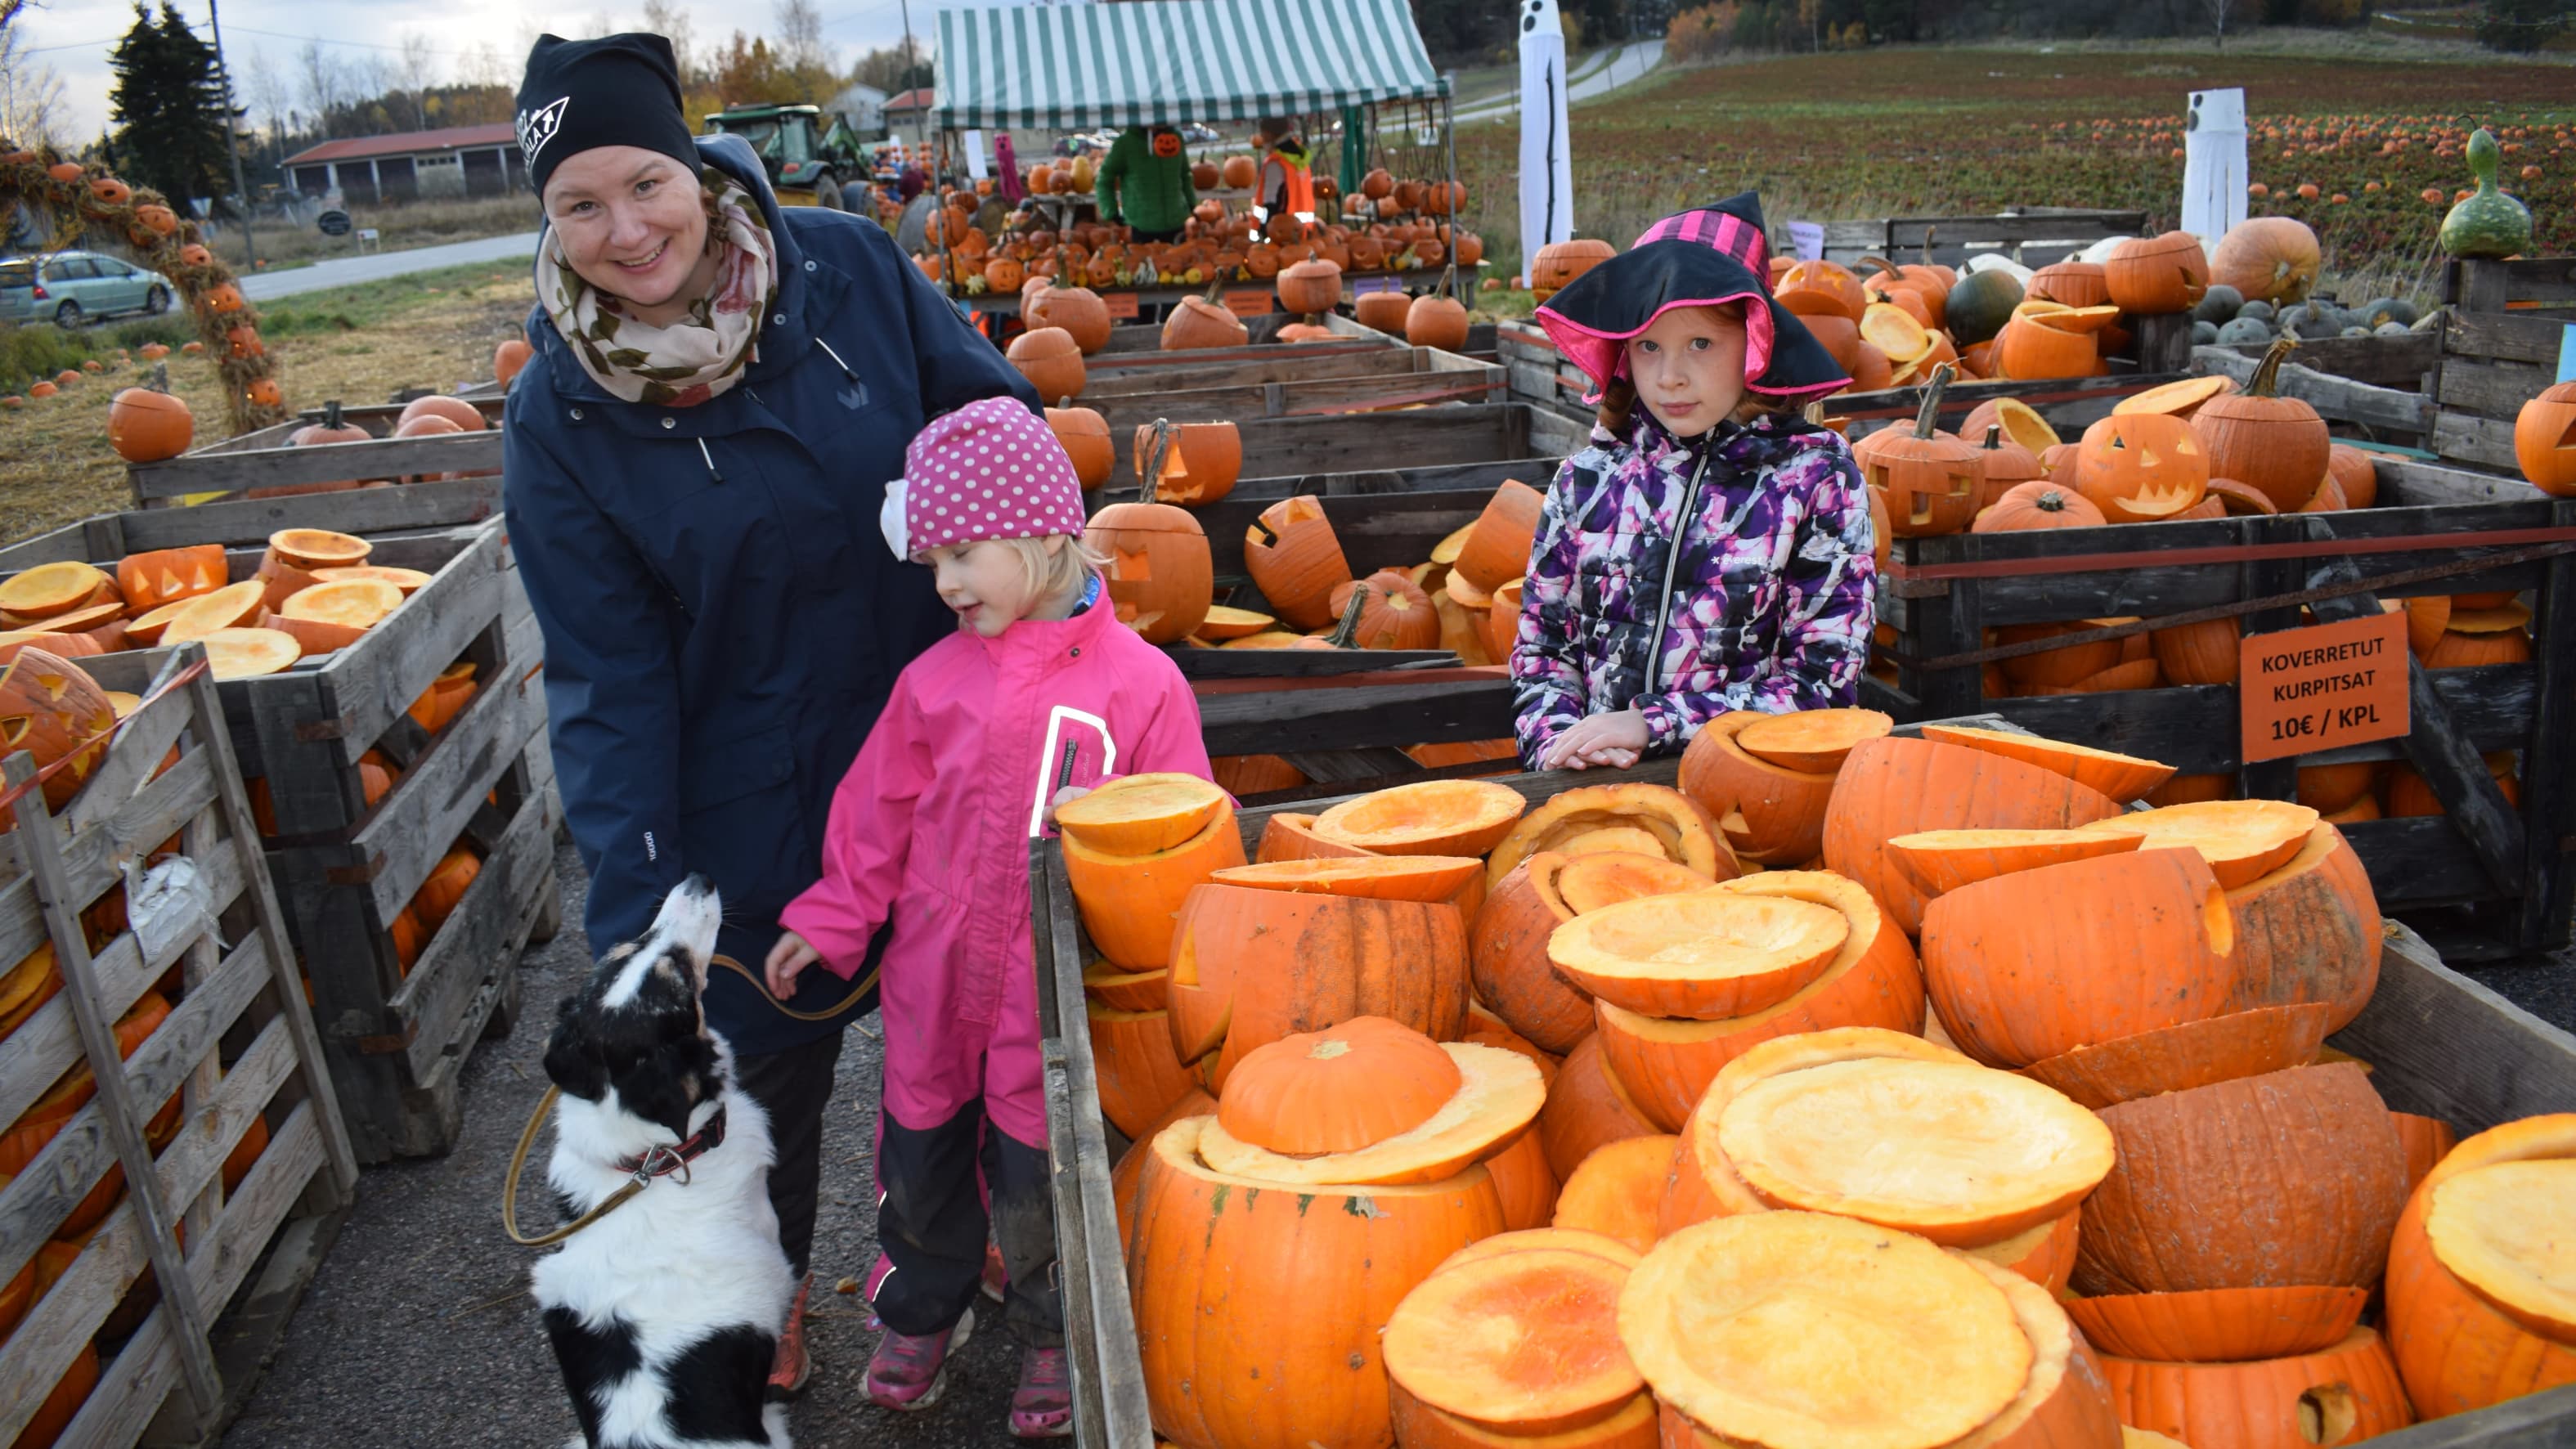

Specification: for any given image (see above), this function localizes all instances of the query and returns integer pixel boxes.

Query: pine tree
[108,2,236,213]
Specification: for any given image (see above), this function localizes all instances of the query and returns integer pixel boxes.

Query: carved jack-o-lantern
[1083,501,1212,645]
[0,646,119,813]
[2516,380,2576,497]
[1855,363,1981,537]
[2075,411,2211,524]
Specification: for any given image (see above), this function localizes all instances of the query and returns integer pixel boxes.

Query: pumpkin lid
[1311,778,1528,857]
[1209,855,1480,901]
[1941,1258,2102,1449]
[1429,521,1476,567]
[1487,781,1732,886]
[268,528,370,570]
[200,626,302,680]
[2426,1157,2576,1338]
[278,578,402,630]
[1383,1245,1641,1433]
[1554,851,1713,917]
[312,565,433,594]
[1200,1033,1543,1185]
[1620,1211,2034,1449]
[1717,1053,2115,1243]
[2115,375,2237,418]
[1054,773,1230,856]
[0,561,110,620]
[2078,799,2321,888]
[1436,1226,1643,1273]
[1917,724,2177,803]
[1887,827,2144,897]
[1546,889,1847,1020]
[1733,708,1894,773]
[160,581,267,644]
[1192,605,1276,640]
[2449,602,2533,634]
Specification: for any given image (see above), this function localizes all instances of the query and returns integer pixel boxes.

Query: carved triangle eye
[2108,435,2127,451]
[2,716,27,747]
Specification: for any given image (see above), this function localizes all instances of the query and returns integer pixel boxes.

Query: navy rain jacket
[504,134,1041,1056]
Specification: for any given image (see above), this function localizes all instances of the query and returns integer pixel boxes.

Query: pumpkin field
[1455,47,2576,286]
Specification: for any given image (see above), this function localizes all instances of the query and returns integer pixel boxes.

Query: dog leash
[711,953,882,1022]
[502,1087,736,1246]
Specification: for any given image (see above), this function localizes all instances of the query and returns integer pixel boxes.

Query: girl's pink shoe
[981,1242,1009,1303]
[1010,1344,1074,1438]
[864,1305,974,1411]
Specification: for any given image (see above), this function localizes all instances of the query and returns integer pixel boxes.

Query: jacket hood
[527,132,826,402]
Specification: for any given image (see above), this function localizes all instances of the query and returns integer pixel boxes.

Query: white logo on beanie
[518,96,569,166]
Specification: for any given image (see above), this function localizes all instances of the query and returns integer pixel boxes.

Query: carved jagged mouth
[2117,485,2201,517]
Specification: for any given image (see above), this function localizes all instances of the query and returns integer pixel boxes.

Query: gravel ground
[219,837,1021,1449]
[215,841,2576,1449]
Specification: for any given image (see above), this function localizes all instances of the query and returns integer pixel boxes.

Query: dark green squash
[1944,269,2025,346]
[2439,128,2533,261]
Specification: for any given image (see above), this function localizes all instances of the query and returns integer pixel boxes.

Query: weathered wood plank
[126,433,503,501]
[2337,924,2576,1128]
[2376,456,2549,508]
[2448,256,2576,308]
[2438,355,2559,421]
[2219,331,2437,390]
[1169,648,1459,679]
[2191,346,2438,432]
[337,658,542,921]
[0,746,217,971]
[382,790,554,1081]
[2433,410,2525,473]
[2444,308,2571,368]
[1198,676,1515,755]
[1082,347,1418,397]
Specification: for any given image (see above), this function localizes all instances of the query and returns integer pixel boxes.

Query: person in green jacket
[1094,124,1197,242]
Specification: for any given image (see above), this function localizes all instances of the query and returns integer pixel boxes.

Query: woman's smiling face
[1627,303,1750,437]
[541,146,717,318]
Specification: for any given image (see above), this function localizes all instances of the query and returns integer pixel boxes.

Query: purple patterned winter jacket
[1510,408,1877,769]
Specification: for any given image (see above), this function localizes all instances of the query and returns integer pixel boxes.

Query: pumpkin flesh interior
[277,578,402,629]
[1734,708,1895,774]
[1054,773,1231,856]
[1491,783,1732,886]
[1196,1040,1543,1186]
[0,562,110,618]
[312,565,433,594]
[1210,855,1481,901]
[1917,724,2177,803]
[2427,1158,2576,1338]
[1717,1056,2116,1245]
[1555,852,1712,917]
[1619,1210,2034,1449]
[1555,825,1671,860]
[2079,800,2321,889]
[160,581,268,644]
[1887,828,2143,896]
[1193,605,1277,639]
[1313,778,1528,855]
[1383,1247,1642,1433]
[1548,890,1847,1019]
[1216,1016,1462,1155]
[200,627,302,680]
[269,528,370,569]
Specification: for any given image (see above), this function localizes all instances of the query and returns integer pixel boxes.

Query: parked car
[0,250,174,329]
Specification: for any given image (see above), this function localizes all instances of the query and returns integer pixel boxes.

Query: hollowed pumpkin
[2385,1115,2576,1416]
[267,528,370,570]
[1313,778,1528,856]
[1133,419,1241,506]
[2077,799,2320,889]
[1254,810,1372,863]
[1081,961,1168,1012]
[1474,853,1616,1052]
[2116,375,2237,423]
[2098,1328,2413,1449]
[114,545,228,614]
[1886,827,2143,898]
[1547,890,1847,1021]
[2219,823,2381,1032]
[2075,411,2211,523]
[1538,1034,1662,1181]
[1484,783,1730,886]
[1920,847,2240,1068]
[1243,495,1352,630]
[1211,855,1481,901]
[1203,1022,1543,1187]
[2392,1112,2457,1191]
[2191,340,2331,514]
[2076,1063,2408,1295]
[1087,500,1214,645]
[1676,711,1840,864]
[2017,1003,2333,1110]
[0,646,118,811]
[1621,1211,2035,1449]
[1960,397,2062,457]
[2104,231,2211,315]
[1384,1242,1641,1438]
[2515,380,2576,496]
[1326,569,1441,650]
[1604,872,1926,1138]
[1047,406,1114,489]
[1855,365,1980,537]
[1731,708,1891,773]
[1062,811,1247,969]
[1089,1003,1199,1137]
[0,561,115,621]
[1552,1133,1679,1252]
[1452,480,1545,598]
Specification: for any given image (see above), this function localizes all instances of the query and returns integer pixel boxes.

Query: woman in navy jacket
[501,33,1039,1396]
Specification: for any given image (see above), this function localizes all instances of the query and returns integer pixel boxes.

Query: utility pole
[207,0,258,270]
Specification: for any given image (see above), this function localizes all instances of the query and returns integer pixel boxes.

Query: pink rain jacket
[780,595,1212,1146]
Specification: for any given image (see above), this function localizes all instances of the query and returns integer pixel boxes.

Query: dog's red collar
[616,1105,728,1186]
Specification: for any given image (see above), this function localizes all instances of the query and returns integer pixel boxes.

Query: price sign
[2239,612,2409,764]
[1223,289,1275,318]
[1100,291,1140,320]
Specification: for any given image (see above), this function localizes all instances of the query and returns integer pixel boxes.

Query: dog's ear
[542,999,609,1101]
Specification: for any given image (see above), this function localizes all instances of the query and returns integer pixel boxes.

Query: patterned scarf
[536,171,779,407]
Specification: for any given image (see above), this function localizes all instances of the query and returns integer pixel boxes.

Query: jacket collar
[530,133,836,406]
[975,582,1120,661]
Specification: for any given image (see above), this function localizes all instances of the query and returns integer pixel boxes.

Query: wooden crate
[122,401,502,508]
[1029,748,2576,1447]
[1818,209,2148,270]
[1089,402,1582,500]
[0,478,505,577]
[0,521,562,1161]
[1083,346,1505,448]
[1872,455,2575,962]
[1,644,361,1448]
[2431,257,2576,473]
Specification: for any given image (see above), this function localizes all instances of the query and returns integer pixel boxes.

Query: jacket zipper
[1643,448,1713,694]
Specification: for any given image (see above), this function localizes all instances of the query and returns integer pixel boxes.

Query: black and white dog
[532,874,794,1449]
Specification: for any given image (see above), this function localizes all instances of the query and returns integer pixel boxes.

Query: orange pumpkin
[2074,411,2211,523]
[2103,231,2210,314]
[107,385,194,462]
[2516,379,2576,496]
[1084,501,1212,644]
[0,646,119,812]
[1974,478,2103,532]
[415,846,482,931]
[2384,1115,2576,1416]
[2100,1329,2412,1449]
[1243,495,1351,630]
[1852,365,1979,537]
[2192,339,2331,513]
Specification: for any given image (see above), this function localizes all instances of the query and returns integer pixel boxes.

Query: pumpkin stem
[1981,422,2003,451]
[1439,262,1459,302]
[1204,274,1224,307]
[1324,581,1367,648]
[1858,254,1901,279]
[1920,226,1937,267]
[1139,418,1174,504]
[2036,488,2067,513]
[2247,337,2297,399]
[322,398,343,428]
[1911,363,1957,440]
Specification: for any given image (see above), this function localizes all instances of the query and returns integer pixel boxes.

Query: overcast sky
[13,0,937,143]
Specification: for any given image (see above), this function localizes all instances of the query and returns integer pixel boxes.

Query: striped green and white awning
[934,0,1449,132]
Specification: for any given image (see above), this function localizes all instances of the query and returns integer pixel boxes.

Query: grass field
[0,260,531,544]
[1456,46,2576,296]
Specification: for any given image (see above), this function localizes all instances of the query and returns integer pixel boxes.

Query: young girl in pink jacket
[765,397,1213,1436]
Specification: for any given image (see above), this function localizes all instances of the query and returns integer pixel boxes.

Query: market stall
[929,0,1471,319]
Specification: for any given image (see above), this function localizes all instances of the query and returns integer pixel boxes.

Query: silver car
[0,250,175,329]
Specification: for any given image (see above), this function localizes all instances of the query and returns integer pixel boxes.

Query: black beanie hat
[515,33,701,200]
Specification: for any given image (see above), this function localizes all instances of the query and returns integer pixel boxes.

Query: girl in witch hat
[1511,192,1875,773]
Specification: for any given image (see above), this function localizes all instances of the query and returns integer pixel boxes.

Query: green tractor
[702,102,868,211]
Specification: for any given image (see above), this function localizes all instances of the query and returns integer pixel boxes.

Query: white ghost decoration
[1518,0,1577,265]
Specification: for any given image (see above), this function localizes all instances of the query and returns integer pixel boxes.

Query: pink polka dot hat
[879,397,1089,560]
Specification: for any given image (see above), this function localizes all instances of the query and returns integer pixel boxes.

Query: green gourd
[2439,128,2533,260]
